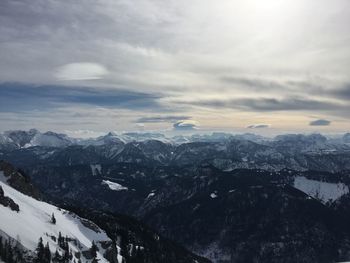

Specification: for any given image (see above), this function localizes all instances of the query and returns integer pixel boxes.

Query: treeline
[35,233,84,263]
[0,236,25,263]
[0,232,98,263]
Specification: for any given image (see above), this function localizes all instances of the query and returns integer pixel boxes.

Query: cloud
[64,129,106,138]
[0,83,163,112]
[286,80,350,102]
[247,124,271,129]
[309,119,331,126]
[173,120,198,131]
[185,97,347,112]
[136,115,191,123]
[221,77,286,91]
[331,84,350,100]
[1,0,350,132]
[55,62,109,80]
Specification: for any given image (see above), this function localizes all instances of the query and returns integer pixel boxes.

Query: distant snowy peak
[121,132,168,143]
[344,133,350,143]
[2,129,350,146]
[29,132,73,148]
[0,134,12,144]
[4,129,39,147]
[275,133,327,143]
[1,129,74,148]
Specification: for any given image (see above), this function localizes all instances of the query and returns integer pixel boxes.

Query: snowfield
[0,171,120,263]
[102,180,128,191]
[293,176,349,203]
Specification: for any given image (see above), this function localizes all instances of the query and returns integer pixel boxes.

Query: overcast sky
[0,0,349,136]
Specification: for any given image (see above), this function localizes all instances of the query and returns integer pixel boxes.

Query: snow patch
[293,176,349,203]
[210,193,218,198]
[146,192,155,199]
[102,180,128,191]
[90,164,102,176]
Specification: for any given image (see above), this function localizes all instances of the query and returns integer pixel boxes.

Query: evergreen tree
[69,249,73,260]
[44,242,52,263]
[65,235,69,251]
[90,241,98,259]
[53,249,61,263]
[7,244,14,263]
[62,249,70,263]
[51,213,56,224]
[58,232,63,248]
[0,236,3,260]
[35,237,45,263]
[3,240,9,262]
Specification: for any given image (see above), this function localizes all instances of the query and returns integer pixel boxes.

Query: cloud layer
[0,83,163,112]
[0,0,350,132]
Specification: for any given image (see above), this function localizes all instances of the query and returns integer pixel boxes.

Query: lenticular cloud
[55,62,108,80]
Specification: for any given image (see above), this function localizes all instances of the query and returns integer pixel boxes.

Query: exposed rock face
[4,129,38,147]
[0,160,40,199]
[0,185,19,212]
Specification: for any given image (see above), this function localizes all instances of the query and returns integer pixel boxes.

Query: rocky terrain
[2,130,350,262]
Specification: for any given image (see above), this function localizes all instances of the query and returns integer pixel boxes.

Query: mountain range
[1,129,350,262]
[1,130,350,172]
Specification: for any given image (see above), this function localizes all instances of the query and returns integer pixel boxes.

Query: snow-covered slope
[293,176,349,203]
[0,171,120,263]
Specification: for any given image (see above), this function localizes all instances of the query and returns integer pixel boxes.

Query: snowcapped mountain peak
[1,129,74,148]
[106,131,117,136]
[275,133,327,144]
[30,132,73,148]
[344,133,350,143]
[3,129,39,147]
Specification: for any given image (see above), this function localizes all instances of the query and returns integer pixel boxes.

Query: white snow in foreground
[293,176,349,203]
[0,172,112,262]
[102,180,128,191]
[90,164,102,176]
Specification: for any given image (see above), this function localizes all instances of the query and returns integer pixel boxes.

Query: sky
[0,0,349,136]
